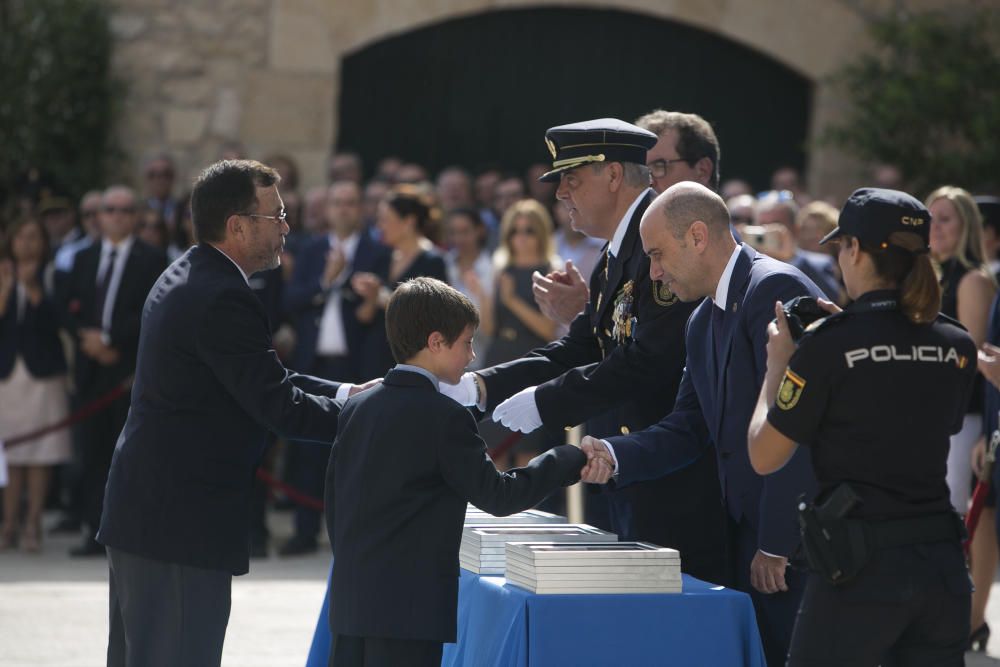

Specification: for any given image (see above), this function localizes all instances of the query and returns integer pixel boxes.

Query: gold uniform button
[620,426,630,435]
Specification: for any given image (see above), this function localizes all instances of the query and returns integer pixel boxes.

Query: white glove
[493,386,542,433]
[440,372,478,407]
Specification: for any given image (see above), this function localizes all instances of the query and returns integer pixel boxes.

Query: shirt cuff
[759,549,785,559]
[601,439,620,475]
[335,383,353,400]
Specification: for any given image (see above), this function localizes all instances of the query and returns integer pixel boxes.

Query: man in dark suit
[97,160,361,667]
[62,186,167,556]
[327,277,585,667]
[582,182,820,667]
[442,119,728,585]
[280,180,390,555]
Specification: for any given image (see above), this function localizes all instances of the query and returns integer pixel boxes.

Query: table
[307,565,766,667]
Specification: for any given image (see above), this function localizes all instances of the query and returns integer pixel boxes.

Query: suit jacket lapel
[713,244,754,436]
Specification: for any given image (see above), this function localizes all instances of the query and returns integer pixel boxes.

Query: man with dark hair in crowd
[328,152,363,185]
[492,174,526,220]
[281,179,390,555]
[39,195,80,259]
[770,166,809,206]
[375,156,403,182]
[53,191,102,273]
[63,185,168,556]
[362,179,391,233]
[755,191,841,302]
[143,154,178,224]
[97,160,369,667]
[436,166,475,212]
[525,163,557,205]
[395,163,430,185]
[636,109,721,194]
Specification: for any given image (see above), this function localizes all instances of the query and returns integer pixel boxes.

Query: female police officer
[748,188,977,666]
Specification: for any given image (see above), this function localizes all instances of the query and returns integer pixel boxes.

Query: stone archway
[334,6,815,190]
[268,0,872,197]
[112,0,872,197]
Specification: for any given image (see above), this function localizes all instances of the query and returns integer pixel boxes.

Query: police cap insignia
[652,279,678,307]
[545,137,557,160]
[776,369,805,410]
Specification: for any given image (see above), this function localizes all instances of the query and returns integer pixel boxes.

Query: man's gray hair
[591,162,651,188]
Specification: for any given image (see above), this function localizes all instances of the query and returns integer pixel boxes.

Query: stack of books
[505,542,683,594]
[463,504,565,526]
[459,524,615,574]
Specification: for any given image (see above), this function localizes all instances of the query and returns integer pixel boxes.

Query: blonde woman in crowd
[474,199,560,468]
[796,200,840,257]
[926,186,998,649]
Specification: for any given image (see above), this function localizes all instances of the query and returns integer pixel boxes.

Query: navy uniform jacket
[63,239,167,397]
[284,232,390,380]
[476,190,726,577]
[609,244,820,557]
[98,244,344,575]
[326,368,586,643]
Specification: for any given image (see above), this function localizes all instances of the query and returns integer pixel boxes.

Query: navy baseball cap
[820,187,930,252]
[539,118,658,182]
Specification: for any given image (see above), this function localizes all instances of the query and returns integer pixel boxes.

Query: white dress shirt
[608,188,653,260]
[96,236,135,334]
[317,233,361,357]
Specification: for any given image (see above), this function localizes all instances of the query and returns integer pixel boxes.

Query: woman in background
[478,199,560,469]
[927,186,998,650]
[445,208,494,368]
[353,185,447,376]
[0,218,71,553]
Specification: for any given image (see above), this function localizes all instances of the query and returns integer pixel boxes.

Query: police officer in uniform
[443,119,727,584]
[748,188,976,665]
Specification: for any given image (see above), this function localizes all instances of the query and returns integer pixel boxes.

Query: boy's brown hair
[385,277,479,363]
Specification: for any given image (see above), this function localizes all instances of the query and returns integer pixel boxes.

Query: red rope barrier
[2,378,132,449]
[2,379,524,515]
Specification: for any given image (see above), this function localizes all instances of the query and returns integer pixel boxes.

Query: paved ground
[2,510,1000,666]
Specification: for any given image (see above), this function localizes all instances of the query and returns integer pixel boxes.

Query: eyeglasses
[103,206,136,215]
[80,209,99,218]
[646,158,690,179]
[239,210,287,225]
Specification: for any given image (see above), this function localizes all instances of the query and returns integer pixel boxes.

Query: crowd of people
[1,108,999,665]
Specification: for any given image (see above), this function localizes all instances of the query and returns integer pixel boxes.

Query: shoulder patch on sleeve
[776,368,806,410]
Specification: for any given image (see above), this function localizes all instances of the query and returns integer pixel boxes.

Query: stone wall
[107,0,934,200]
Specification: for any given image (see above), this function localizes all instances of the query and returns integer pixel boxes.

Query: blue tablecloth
[307,564,766,667]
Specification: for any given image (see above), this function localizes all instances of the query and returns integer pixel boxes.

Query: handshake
[579,436,617,485]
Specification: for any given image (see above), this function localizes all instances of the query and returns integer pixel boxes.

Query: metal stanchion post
[566,424,584,524]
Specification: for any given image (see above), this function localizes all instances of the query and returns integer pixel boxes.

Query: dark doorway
[337,7,812,190]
